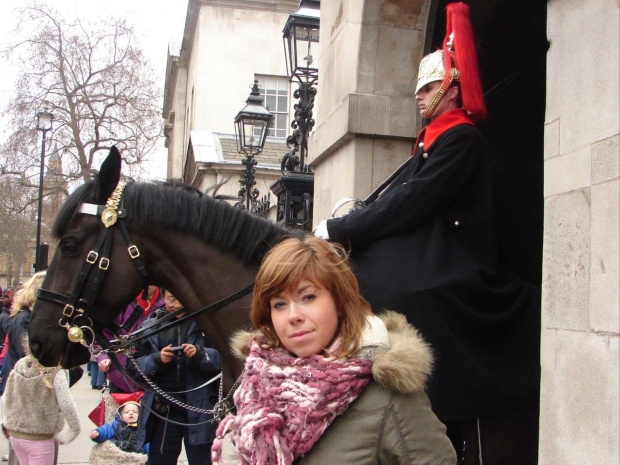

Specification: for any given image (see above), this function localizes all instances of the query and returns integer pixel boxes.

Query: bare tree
[0,176,37,288]
[1,3,163,189]
[0,3,163,282]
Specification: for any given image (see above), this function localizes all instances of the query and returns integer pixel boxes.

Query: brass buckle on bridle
[128,245,140,259]
[62,304,75,318]
[86,251,99,264]
[99,257,110,270]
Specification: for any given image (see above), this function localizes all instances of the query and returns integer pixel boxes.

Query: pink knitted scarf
[211,338,373,464]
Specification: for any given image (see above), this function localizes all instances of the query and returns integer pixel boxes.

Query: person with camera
[127,290,222,465]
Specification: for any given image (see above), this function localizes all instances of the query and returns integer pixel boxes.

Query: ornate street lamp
[234,80,274,212]
[283,0,320,85]
[282,0,320,173]
[35,102,54,272]
[272,0,319,231]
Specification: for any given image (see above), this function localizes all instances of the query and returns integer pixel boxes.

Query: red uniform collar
[413,108,474,154]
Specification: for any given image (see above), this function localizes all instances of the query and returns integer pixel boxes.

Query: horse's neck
[143,227,258,387]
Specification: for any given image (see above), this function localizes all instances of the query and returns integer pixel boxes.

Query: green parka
[232,311,456,465]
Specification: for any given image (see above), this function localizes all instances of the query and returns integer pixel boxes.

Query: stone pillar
[165,57,188,182]
[308,0,431,223]
[540,0,619,463]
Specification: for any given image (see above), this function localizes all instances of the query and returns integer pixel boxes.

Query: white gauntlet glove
[313,220,330,240]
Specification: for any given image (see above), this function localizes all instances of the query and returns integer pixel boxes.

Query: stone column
[164,54,188,183]
[540,0,619,463]
[308,0,431,222]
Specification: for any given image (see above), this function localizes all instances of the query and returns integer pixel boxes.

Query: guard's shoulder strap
[364,157,411,205]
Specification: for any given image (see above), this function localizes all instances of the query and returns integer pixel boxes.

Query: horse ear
[94,146,122,202]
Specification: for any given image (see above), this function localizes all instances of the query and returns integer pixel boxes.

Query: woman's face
[270,279,339,358]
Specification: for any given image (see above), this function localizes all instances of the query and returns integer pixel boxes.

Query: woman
[2,271,47,388]
[97,285,165,393]
[211,236,456,465]
[1,353,81,465]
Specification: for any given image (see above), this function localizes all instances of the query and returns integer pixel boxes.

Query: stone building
[163,0,299,217]
[165,0,619,463]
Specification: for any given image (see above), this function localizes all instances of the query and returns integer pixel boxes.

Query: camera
[170,345,185,357]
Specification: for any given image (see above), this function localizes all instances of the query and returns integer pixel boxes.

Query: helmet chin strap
[422,68,460,119]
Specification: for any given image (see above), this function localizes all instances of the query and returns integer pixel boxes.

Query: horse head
[29,147,146,367]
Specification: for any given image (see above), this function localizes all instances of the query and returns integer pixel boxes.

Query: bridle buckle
[99,257,110,270]
[62,304,75,318]
[128,245,140,259]
[86,251,99,264]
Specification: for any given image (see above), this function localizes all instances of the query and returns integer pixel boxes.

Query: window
[255,75,289,139]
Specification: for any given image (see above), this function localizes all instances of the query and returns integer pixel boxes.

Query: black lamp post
[272,0,319,230]
[35,103,53,272]
[234,81,274,212]
[282,0,320,173]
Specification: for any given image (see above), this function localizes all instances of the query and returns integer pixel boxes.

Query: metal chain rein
[125,349,243,422]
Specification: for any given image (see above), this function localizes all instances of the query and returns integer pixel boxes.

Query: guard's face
[415,80,443,116]
[415,80,459,120]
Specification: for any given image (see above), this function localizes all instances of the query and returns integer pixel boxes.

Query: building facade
[163,0,299,216]
[165,0,619,463]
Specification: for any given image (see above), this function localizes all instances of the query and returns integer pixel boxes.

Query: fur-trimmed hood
[229,310,433,395]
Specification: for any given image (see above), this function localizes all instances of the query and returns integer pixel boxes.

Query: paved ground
[1,366,190,464]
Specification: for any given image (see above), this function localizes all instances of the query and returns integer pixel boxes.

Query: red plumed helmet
[442,2,487,121]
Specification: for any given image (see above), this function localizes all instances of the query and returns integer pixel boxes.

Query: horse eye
[61,238,81,253]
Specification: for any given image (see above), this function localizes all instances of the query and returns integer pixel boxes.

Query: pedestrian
[88,352,106,391]
[0,297,12,350]
[314,3,540,462]
[127,290,222,465]
[0,272,47,465]
[98,286,165,393]
[1,272,46,393]
[0,353,81,465]
[0,296,12,379]
[211,236,456,465]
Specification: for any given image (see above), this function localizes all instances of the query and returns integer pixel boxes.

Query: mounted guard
[315,3,541,464]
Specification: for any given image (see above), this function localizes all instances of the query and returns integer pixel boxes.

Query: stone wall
[540,0,619,463]
[309,0,430,222]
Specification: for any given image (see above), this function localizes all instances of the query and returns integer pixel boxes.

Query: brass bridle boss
[34,179,148,350]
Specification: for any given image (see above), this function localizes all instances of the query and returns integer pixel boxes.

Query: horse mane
[52,180,296,264]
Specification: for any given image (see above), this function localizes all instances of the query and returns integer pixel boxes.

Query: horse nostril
[29,339,42,358]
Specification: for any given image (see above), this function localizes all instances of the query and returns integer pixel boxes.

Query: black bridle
[35,180,254,352]
[36,181,149,347]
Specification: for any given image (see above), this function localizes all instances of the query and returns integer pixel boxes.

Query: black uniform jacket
[326,110,540,422]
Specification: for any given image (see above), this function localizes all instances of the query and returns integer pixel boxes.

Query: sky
[0,0,189,180]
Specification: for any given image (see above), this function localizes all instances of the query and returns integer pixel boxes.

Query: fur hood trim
[373,311,433,394]
[229,310,433,395]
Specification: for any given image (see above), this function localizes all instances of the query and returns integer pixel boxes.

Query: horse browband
[36,180,254,351]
